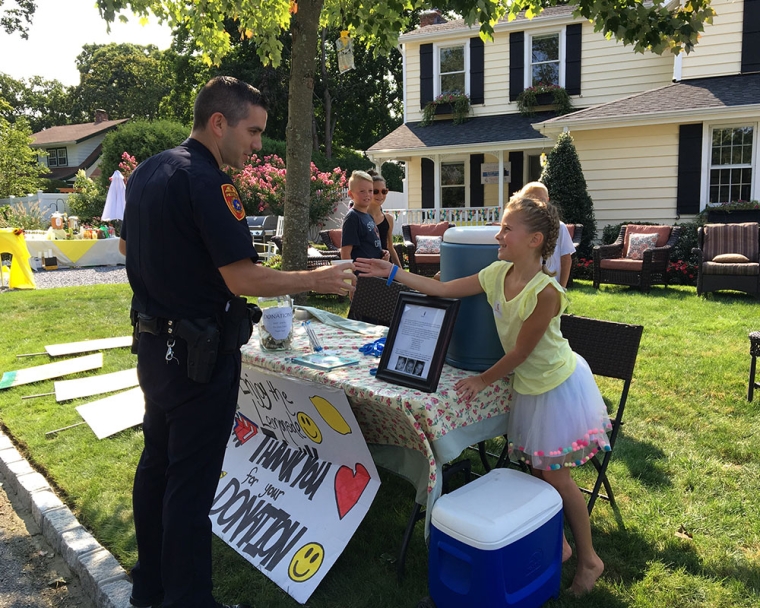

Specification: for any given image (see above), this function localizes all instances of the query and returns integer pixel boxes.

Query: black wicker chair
[692,222,760,298]
[318,229,342,253]
[400,222,454,277]
[270,236,339,269]
[560,314,644,514]
[347,276,417,326]
[593,224,681,293]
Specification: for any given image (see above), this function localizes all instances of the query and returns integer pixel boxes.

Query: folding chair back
[348,276,416,326]
[559,314,644,514]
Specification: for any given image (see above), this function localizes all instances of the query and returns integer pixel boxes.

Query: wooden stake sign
[0,353,104,390]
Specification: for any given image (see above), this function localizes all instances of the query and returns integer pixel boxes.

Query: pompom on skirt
[508,354,612,471]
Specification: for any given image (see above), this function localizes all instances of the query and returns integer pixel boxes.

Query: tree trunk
[320,28,333,160]
[312,116,319,152]
[284,0,324,279]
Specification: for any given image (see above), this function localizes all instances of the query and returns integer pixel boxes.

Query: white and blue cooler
[429,469,563,608]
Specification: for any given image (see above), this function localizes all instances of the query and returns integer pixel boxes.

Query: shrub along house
[367,0,760,232]
[31,109,129,185]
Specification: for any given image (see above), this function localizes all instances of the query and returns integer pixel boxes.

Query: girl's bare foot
[562,537,572,563]
[569,556,604,595]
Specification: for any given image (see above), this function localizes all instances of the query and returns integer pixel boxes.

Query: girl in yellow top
[355,196,609,595]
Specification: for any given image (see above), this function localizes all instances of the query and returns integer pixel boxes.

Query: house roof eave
[536,104,760,135]
[367,137,551,162]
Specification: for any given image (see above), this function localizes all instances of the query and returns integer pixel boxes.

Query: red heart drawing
[334,463,371,520]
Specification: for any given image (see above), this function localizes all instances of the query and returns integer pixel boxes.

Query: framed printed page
[375,293,460,393]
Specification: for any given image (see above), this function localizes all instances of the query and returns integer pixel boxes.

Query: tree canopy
[0,106,49,198]
[0,0,35,38]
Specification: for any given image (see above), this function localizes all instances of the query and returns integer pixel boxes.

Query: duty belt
[136,314,179,336]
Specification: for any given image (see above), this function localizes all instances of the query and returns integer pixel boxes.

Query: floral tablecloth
[240,319,512,514]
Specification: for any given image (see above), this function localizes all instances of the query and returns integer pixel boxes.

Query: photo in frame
[375,293,460,393]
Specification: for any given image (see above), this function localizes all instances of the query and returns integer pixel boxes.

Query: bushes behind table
[68,170,106,224]
[99,119,190,192]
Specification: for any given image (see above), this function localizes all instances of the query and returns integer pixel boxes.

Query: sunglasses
[373,188,389,195]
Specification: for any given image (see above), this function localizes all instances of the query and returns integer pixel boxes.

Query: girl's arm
[385,213,403,267]
[354,257,483,298]
[455,285,560,401]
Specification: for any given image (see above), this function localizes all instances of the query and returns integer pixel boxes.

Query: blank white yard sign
[0,353,104,390]
[46,336,132,357]
[54,368,139,402]
[76,387,145,439]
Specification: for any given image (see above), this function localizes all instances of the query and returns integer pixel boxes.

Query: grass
[1,281,759,607]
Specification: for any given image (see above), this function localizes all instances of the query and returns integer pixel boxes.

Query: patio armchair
[270,236,339,270]
[318,229,342,253]
[692,222,760,298]
[593,224,681,293]
[400,222,454,277]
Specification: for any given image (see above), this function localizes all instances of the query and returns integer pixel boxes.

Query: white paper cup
[331,259,354,285]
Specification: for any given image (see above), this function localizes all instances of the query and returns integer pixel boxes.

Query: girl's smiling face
[495,209,537,261]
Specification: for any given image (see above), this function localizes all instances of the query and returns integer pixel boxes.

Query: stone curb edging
[0,429,134,608]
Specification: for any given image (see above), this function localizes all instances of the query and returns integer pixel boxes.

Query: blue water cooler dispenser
[441,226,505,371]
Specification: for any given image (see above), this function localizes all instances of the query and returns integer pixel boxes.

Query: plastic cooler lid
[443,226,500,244]
[431,468,562,550]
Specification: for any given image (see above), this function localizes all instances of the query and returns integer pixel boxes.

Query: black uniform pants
[130,332,240,608]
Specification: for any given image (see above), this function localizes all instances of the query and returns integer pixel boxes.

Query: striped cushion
[703,223,759,262]
[702,262,759,276]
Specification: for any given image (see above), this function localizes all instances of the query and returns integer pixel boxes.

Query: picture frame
[375,292,460,393]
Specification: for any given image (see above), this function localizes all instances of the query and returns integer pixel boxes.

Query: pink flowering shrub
[573,257,594,281]
[118,152,138,182]
[227,154,346,228]
[666,260,698,286]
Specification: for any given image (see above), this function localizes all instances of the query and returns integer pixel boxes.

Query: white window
[524,30,565,88]
[441,162,466,208]
[435,43,468,97]
[46,147,68,168]
[709,126,754,203]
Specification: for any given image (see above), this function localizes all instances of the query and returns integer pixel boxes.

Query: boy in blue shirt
[341,170,389,261]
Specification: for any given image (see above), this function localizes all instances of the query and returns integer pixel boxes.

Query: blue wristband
[386,265,399,286]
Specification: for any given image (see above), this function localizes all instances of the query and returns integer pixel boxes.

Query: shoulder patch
[221,184,245,220]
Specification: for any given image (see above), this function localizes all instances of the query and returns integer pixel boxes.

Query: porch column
[433,154,441,221]
[497,150,505,209]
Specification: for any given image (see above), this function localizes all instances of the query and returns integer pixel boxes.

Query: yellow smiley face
[288,542,324,582]
[297,412,323,444]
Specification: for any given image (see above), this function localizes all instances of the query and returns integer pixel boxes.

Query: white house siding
[578,23,673,106]
[570,124,681,232]
[68,136,105,167]
[482,34,510,116]
[405,42,422,123]
[681,0,743,80]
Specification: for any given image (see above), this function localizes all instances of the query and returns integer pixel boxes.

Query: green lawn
[0,281,758,607]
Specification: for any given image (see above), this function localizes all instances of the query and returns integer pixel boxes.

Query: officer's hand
[313,262,356,296]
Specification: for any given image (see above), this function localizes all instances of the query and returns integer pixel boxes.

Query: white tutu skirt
[508,354,612,471]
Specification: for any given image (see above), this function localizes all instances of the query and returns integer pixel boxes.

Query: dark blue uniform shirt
[122,138,258,319]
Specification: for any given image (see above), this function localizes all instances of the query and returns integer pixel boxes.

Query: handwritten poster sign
[211,366,381,604]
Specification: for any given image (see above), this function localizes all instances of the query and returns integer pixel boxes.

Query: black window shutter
[470,37,484,104]
[470,154,484,207]
[420,44,434,109]
[509,32,524,102]
[421,158,435,209]
[565,24,582,95]
[743,0,760,73]
[677,124,703,215]
[508,152,524,197]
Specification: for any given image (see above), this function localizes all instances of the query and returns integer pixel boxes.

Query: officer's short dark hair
[193,76,269,130]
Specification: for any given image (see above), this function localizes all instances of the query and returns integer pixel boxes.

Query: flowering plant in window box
[420,93,471,127]
[703,200,760,224]
[516,84,572,117]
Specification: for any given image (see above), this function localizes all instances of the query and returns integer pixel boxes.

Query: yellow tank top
[478,261,576,395]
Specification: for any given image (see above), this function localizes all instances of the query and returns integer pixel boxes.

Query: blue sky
[0,0,173,86]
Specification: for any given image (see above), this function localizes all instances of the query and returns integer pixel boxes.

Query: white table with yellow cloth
[0,228,36,289]
[24,236,125,268]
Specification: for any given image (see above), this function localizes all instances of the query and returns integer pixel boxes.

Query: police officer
[119,76,354,608]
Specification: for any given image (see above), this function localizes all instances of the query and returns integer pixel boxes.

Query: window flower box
[704,201,760,224]
[516,85,572,117]
[420,93,471,127]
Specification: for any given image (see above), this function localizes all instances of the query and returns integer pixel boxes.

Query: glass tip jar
[258,294,294,350]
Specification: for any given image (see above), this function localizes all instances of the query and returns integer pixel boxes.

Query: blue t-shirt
[341,208,383,260]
